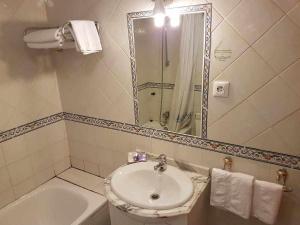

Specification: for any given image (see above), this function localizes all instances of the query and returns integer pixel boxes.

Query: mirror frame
[127,3,212,138]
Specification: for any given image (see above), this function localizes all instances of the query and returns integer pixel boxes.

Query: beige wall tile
[13,177,36,199]
[228,0,283,44]
[50,139,70,164]
[211,7,223,31]
[273,0,299,13]
[84,161,100,176]
[70,156,85,170]
[97,148,115,177]
[33,167,55,186]
[30,149,52,172]
[150,138,179,158]
[288,3,300,27]
[7,157,33,185]
[207,0,241,17]
[0,167,12,193]
[246,128,292,154]
[279,60,300,97]
[208,48,275,124]
[1,136,29,165]
[208,100,269,145]
[0,188,15,209]
[231,156,271,181]
[174,145,203,165]
[253,16,300,73]
[248,77,300,126]
[274,110,300,155]
[54,157,71,175]
[210,21,249,80]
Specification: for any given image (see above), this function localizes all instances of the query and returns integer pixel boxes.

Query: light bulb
[153,0,166,27]
[154,13,165,27]
[169,14,180,27]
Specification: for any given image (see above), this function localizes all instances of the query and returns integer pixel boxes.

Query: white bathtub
[0,178,110,225]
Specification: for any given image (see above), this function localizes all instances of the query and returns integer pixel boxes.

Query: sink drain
[150,193,160,200]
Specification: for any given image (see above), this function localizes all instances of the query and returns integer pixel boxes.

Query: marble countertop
[104,161,209,218]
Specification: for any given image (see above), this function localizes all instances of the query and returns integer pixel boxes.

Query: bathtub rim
[0,177,107,225]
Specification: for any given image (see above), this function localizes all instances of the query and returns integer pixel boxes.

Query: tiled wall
[0,0,63,131]
[46,0,300,225]
[49,0,300,156]
[65,120,300,225]
[0,121,70,208]
[207,0,300,156]
[0,0,70,208]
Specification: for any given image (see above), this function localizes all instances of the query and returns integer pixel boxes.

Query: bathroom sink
[110,162,194,210]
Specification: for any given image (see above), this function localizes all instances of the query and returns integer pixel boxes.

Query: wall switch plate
[213,81,230,97]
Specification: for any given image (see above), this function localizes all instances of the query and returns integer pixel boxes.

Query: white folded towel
[210,168,231,208]
[27,41,75,49]
[226,172,254,219]
[24,28,61,43]
[252,180,283,224]
[27,41,62,49]
[69,20,102,55]
[210,168,254,219]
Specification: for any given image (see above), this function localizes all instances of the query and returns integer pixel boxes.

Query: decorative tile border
[127,3,212,138]
[137,82,202,92]
[0,112,64,143]
[64,112,300,170]
[1,112,299,170]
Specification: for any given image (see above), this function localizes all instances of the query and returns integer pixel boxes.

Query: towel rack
[223,156,232,171]
[222,157,292,192]
[24,21,101,42]
[277,168,293,192]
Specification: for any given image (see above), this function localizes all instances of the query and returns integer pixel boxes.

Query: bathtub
[0,178,110,225]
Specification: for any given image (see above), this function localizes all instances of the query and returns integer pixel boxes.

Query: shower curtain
[168,14,203,133]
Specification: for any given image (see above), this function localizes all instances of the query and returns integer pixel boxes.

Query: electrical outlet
[213,81,230,97]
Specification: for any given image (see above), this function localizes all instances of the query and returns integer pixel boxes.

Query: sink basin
[110,162,194,210]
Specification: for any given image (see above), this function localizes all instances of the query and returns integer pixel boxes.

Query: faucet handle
[157,154,167,162]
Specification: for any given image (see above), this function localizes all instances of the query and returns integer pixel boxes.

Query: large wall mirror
[128,4,212,138]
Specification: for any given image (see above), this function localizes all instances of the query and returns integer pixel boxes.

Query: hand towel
[69,20,102,55]
[210,168,232,208]
[24,28,61,43]
[226,172,254,219]
[252,180,283,224]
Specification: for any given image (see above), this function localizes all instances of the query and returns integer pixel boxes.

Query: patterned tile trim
[0,112,64,143]
[127,3,212,138]
[0,112,299,170]
[64,112,300,170]
[138,82,202,92]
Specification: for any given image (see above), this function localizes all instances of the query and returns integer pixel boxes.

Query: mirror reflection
[134,12,205,136]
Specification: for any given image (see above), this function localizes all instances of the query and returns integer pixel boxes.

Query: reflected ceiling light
[153,0,166,27]
[169,14,180,27]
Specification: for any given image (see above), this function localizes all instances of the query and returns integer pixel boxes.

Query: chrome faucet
[154,154,167,172]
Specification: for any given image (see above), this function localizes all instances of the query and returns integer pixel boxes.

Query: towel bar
[277,168,293,192]
[223,156,232,171]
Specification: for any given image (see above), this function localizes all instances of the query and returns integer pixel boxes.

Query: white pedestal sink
[110,162,194,210]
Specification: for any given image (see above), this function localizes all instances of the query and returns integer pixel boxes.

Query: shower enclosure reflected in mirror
[128,4,212,138]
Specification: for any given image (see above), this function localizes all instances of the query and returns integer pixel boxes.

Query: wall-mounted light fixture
[153,0,166,27]
[153,0,180,28]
